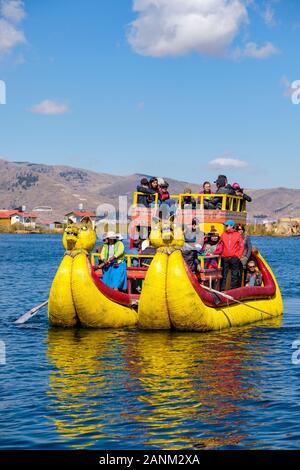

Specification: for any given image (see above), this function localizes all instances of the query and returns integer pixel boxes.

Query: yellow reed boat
[48,192,283,330]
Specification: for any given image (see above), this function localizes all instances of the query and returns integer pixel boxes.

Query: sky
[0,0,299,188]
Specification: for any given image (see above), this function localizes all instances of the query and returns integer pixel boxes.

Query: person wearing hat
[209,175,236,210]
[232,183,252,204]
[158,180,176,218]
[99,231,127,291]
[218,220,244,290]
[200,230,222,270]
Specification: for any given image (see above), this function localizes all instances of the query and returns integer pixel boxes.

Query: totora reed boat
[48,192,283,331]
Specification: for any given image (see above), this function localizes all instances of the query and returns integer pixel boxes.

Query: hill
[0,159,299,221]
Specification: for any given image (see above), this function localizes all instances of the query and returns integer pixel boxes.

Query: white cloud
[30,100,70,115]
[0,0,26,56]
[248,0,278,27]
[128,0,249,57]
[262,3,276,27]
[209,158,248,169]
[1,0,25,23]
[236,41,279,59]
[0,17,25,54]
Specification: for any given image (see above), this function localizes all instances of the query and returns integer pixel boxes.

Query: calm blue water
[0,234,300,450]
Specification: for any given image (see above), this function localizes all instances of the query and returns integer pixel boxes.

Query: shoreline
[0,229,63,235]
[0,231,299,238]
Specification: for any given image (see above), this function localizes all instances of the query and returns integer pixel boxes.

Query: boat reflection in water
[47,317,282,450]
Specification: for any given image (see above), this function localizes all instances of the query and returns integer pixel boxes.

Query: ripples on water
[0,234,300,450]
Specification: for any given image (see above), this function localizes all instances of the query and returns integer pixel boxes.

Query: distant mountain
[0,159,299,221]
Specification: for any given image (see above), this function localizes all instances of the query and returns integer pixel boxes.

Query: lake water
[0,234,300,450]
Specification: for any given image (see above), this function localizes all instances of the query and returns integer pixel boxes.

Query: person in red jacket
[218,220,244,290]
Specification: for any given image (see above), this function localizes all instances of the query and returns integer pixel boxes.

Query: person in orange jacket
[218,220,244,290]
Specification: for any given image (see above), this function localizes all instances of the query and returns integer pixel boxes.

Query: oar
[201,285,272,317]
[14,300,48,325]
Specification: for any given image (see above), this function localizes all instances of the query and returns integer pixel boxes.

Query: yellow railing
[91,253,154,267]
[132,192,246,212]
[132,192,159,207]
[177,193,245,212]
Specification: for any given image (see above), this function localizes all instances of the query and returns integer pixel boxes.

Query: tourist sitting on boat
[245,261,263,287]
[136,177,158,208]
[100,231,127,291]
[208,175,236,210]
[218,220,244,290]
[200,230,223,270]
[146,177,159,206]
[200,181,212,195]
[158,180,170,202]
[199,181,214,209]
[158,181,176,217]
[181,187,196,209]
[232,183,252,203]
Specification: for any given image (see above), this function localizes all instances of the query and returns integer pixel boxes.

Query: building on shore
[65,210,96,229]
[37,220,64,231]
[0,209,37,230]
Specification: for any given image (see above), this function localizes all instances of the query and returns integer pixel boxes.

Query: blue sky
[0,0,299,188]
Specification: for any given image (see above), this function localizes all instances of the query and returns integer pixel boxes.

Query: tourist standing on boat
[236,224,252,285]
[236,225,252,267]
[100,231,127,291]
[183,218,204,248]
[218,220,244,290]
[182,229,200,274]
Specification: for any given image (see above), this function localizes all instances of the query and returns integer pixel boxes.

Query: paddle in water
[201,285,272,317]
[14,300,48,325]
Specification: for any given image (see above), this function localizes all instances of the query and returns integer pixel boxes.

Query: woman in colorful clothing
[200,230,223,270]
[100,231,127,291]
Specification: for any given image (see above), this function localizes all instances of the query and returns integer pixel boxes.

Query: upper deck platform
[130,192,247,232]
